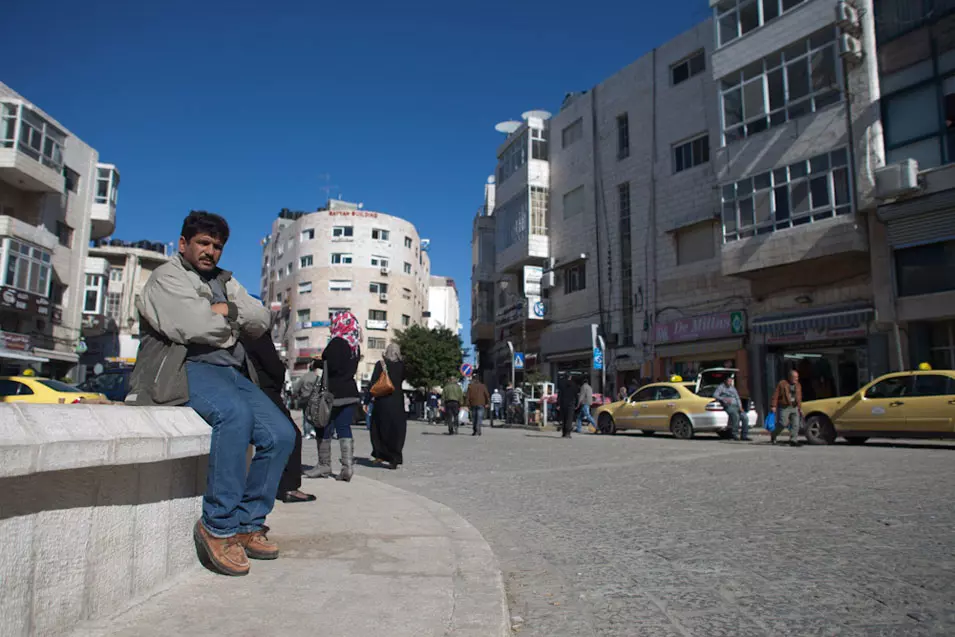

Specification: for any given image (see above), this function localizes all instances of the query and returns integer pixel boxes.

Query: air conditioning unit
[836,1,860,33]
[379,292,389,302]
[839,33,863,64]
[875,159,921,200]
[380,266,390,275]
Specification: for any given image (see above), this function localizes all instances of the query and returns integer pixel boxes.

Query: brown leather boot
[236,526,279,560]
[193,521,250,576]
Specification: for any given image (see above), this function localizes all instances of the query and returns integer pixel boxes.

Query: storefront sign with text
[0,286,52,318]
[655,311,746,344]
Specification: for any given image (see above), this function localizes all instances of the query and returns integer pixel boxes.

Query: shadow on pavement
[833,440,955,451]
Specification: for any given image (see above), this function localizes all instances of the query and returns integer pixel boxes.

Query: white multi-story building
[261,199,431,383]
[0,82,120,381]
[427,275,461,333]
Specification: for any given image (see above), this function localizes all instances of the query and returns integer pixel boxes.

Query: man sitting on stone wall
[126,211,294,576]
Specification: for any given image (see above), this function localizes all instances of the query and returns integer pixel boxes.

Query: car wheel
[641,430,655,436]
[670,414,694,440]
[804,415,836,445]
[845,436,869,445]
[598,413,616,435]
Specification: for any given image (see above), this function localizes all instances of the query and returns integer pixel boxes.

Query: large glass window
[7,104,66,170]
[371,228,390,241]
[529,186,549,236]
[3,239,52,296]
[673,133,710,173]
[721,147,851,241]
[531,126,548,161]
[720,28,840,144]
[495,190,529,251]
[882,68,955,169]
[332,226,353,238]
[84,274,105,314]
[330,253,352,264]
[895,239,955,297]
[672,51,706,85]
[497,130,529,184]
[715,0,809,47]
[564,262,586,294]
[106,291,122,320]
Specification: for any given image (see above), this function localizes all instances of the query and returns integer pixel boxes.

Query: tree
[393,325,463,389]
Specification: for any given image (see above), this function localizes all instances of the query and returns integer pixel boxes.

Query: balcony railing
[1,102,66,173]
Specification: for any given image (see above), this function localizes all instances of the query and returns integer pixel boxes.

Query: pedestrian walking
[491,387,503,421]
[712,375,750,441]
[557,375,577,439]
[305,311,362,481]
[576,379,597,433]
[369,343,407,468]
[442,378,464,435]
[426,389,440,423]
[293,358,321,439]
[127,211,294,576]
[243,330,316,503]
[770,369,803,446]
[465,376,491,436]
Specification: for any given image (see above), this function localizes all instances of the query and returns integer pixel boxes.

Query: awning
[751,305,875,336]
[0,349,49,363]
[33,348,79,363]
[655,337,745,360]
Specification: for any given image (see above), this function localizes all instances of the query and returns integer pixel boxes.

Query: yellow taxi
[0,376,106,404]
[802,367,955,445]
[594,368,759,439]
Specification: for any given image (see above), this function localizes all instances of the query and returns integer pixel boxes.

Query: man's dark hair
[310,359,321,371]
[181,210,230,243]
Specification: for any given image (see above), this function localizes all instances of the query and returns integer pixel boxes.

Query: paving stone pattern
[301,421,955,637]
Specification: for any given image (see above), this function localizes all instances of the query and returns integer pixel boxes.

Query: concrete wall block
[0,406,40,478]
[85,465,137,619]
[18,405,113,474]
[0,515,35,637]
[146,407,211,460]
[31,505,94,635]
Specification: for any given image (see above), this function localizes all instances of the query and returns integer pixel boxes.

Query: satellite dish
[521,110,552,121]
[494,121,521,134]
[487,176,495,185]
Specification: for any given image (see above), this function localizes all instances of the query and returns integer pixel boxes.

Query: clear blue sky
[4,0,709,348]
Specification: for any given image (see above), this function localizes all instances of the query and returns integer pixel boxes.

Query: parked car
[0,376,106,404]
[801,369,955,445]
[79,367,133,402]
[594,368,758,439]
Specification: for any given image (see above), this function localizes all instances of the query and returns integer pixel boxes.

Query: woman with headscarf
[304,311,361,481]
[369,342,407,468]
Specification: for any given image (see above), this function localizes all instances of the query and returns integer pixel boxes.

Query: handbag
[369,358,395,398]
[764,411,776,432]
[306,360,334,428]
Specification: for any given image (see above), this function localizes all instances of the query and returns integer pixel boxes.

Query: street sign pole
[507,341,515,390]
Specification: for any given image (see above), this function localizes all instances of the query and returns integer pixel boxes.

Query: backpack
[305,360,334,428]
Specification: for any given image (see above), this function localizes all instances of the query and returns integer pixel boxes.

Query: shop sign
[0,286,53,318]
[328,210,379,218]
[496,302,523,326]
[766,326,867,345]
[0,331,31,351]
[655,311,746,344]
[593,347,604,370]
[297,320,331,330]
[523,266,543,297]
[297,347,320,359]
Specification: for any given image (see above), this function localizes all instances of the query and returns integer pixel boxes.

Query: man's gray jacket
[126,255,270,406]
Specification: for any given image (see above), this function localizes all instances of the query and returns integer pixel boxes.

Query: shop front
[540,323,603,391]
[653,310,748,394]
[0,331,49,375]
[908,319,955,371]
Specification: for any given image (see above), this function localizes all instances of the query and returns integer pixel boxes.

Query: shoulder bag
[370,358,395,398]
[306,360,335,428]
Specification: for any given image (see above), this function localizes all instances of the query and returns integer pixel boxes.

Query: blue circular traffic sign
[460,363,473,377]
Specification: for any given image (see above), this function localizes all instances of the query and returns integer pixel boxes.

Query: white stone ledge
[0,404,211,479]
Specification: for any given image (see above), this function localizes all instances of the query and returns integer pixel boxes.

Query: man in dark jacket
[557,375,577,439]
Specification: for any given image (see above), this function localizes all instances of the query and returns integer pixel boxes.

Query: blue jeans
[576,404,596,432]
[323,403,356,440]
[366,402,373,430]
[471,406,485,434]
[185,362,295,538]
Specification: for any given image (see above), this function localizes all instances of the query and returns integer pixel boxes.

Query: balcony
[90,163,119,240]
[0,101,66,194]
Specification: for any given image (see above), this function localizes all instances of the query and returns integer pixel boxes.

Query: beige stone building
[261,199,431,383]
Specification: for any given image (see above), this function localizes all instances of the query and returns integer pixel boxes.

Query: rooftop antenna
[319,173,337,205]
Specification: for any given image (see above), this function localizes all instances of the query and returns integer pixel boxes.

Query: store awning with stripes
[751,305,875,336]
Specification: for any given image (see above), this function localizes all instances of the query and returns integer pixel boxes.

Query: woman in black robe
[369,342,407,468]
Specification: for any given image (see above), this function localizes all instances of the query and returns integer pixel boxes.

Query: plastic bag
[764,411,776,432]
[458,408,470,425]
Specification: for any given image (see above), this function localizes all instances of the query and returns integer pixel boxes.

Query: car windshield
[38,379,85,393]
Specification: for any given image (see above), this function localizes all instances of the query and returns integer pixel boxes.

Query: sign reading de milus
[654,311,746,344]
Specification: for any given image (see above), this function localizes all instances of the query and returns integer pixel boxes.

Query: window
[298,281,312,295]
[3,239,52,296]
[913,374,955,397]
[295,336,309,348]
[402,314,411,327]
[672,50,706,85]
[297,309,311,322]
[720,28,840,144]
[673,134,710,173]
[895,239,955,298]
[656,387,681,401]
[563,186,586,219]
[286,263,294,277]
[929,321,955,371]
[332,226,353,238]
[370,255,389,268]
[619,182,634,346]
[300,255,314,268]
[633,387,656,402]
[404,236,413,248]
[497,129,528,185]
[94,166,119,205]
[676,223,716,265]
[865,376,911,399]
[371,228,390,241]
[530,186,549,235]
[330,253,353,264]
[106,291,122,321]
[0,380,32,397]
[403,262,412,274]
[564,262,586,294]
[721,147,851,242]
[531,126,548,160]
[494,189,529,251]
[109,267,124,282]
[369,310,387,321]
[402,287,412,299]
[325,307,348,322]
[63,166,79,193]
[56,222,73,247]
[616,114,630,159]
[5,104,65,170]
[368,337,386,349]
[301,229,315,241]
[329,280,352,291]
[562,118,583,148]
[84,274,105,314]
[369,282,389,294]
[715,0,808,47]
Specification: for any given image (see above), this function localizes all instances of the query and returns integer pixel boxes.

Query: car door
[639,386,681,430]
[627,387,660,430]
[0,379,35,403]
[904,374,955,435]
[837,375,912,433]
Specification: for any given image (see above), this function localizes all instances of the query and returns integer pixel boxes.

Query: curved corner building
[260,199,431,382]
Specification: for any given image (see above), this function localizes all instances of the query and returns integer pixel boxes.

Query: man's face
[179,233,225,273]
[789,371,799,384]
[725,377,735,387]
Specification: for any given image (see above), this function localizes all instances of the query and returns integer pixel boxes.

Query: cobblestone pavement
[301,421,955,636]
